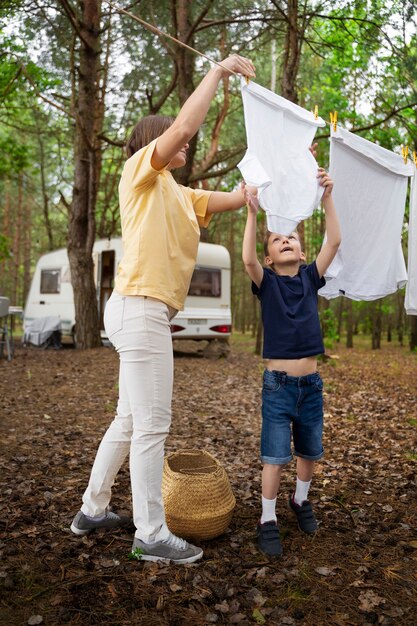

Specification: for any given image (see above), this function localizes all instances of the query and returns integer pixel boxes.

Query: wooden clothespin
[314,105,318,120]
[413,151,417,167]
[330,111,338,132]
[401,145,409,164]
[244,76,250,85]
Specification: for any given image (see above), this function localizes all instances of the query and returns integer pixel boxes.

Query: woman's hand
[218,54,256,79]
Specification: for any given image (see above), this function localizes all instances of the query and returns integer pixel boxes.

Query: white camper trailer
[24,239,232,345]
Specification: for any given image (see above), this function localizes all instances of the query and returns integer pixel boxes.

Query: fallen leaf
[252,608,266,625]
[315,566,334,576]
[358,590,385,612]
[229,614,247,624]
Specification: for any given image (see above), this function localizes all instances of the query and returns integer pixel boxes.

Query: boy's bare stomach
[265,355,317,377]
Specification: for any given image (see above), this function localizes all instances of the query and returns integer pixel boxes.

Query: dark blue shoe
[256,520,283,557]
[288,496,318,534]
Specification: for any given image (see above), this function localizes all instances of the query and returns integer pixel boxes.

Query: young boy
[242,167,341,557]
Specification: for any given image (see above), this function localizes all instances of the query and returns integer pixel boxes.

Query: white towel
[237,79,326,235]
[405,171,417,314]
[319,127,413,301]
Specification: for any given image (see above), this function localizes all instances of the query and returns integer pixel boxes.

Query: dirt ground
[0,338,416,626]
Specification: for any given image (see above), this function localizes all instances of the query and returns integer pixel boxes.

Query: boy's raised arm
[315,168,341,278]
[242,185,264,288]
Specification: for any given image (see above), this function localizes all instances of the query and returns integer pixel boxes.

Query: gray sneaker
[131,531,203,564]
[70,510,130,536]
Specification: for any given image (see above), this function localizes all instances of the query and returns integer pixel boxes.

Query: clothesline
[108,2,415,165]
[107,2,240,77]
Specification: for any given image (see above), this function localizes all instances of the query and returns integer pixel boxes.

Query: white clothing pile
[405,171,417,314]
[319,127,414,301]
[237,80,326,235]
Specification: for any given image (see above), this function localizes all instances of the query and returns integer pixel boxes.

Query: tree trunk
[409,316,417,351]
[371,301,382,349]
[173,0,196,186]
[346,298,354,348]
[23,195,32,304]
[37,121,54,251]
[281,0,302,103]
[387,317,392,342]
[337,297,343,342]
[396,290,404,345]
[255,317,263,356]
[0,180,11,295]
[67,0,102,349]
[320,298,330,338]
[12,173,23,305]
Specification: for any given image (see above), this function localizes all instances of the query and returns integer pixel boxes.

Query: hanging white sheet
[319,127,413,301]
[405,170,417,314]
[237,80,326,235]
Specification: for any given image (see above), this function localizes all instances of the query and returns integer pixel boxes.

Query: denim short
[261,369,324,465]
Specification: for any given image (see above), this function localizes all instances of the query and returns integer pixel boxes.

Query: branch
[58,189,71,211]
[190,150,246,183]
[0,67,22,99]
[59,0,92,49]
[315,102,417,139]
[146,61,178,113]
[97,133,125,147]
[195,14,269,33]
[189,161,242,183]
[19,63,73,117]
[187,0,215,42]
[269,0,291,26]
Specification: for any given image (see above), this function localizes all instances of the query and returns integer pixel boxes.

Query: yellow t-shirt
[114,139,213,310]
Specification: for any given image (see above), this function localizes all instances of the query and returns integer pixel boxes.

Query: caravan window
[40,269,61,294]
[188,267,221,297]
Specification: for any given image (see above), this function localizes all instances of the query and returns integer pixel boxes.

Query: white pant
[81,291,174,542]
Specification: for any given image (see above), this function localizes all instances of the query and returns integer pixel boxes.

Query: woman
[70,54,256,564]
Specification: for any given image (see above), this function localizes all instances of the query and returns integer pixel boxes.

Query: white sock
[261,496,277,524]
[294,478,311,505]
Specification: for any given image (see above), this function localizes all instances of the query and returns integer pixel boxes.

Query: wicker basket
[162,449,236,541]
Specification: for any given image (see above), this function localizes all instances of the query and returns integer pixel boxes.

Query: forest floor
[0,336,416,626]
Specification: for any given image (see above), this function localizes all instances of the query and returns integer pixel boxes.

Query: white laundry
[237,79,326,235]
[405,170,417,314]
[319,127,413,301]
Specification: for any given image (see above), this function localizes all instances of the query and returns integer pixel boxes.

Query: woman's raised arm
[151,55,255,170]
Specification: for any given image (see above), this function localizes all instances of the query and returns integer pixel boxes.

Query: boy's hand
[317,167,333,198]
[242,181,259,214]
[309,142,318,159]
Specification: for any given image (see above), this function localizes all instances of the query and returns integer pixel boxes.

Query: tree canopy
[0,0,416,347]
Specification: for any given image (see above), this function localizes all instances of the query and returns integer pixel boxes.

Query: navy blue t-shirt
[252,262,326,359]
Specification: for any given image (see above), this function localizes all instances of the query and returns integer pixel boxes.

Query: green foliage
[128,547,144,561]
[320,307,340,349]
[0,234,11,262]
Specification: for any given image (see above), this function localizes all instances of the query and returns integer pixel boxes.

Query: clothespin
[314,105,318,120]
[330,111,338,132]
[244,76,250,85]
[413,151,417,167]
[401,145,409,164]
